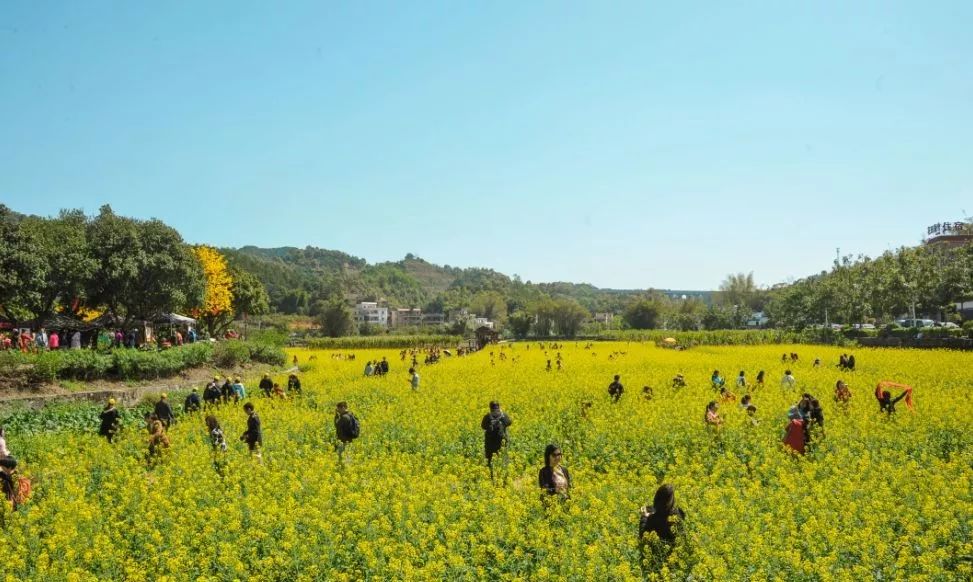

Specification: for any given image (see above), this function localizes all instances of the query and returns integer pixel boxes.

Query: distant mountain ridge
[223,245,713,315]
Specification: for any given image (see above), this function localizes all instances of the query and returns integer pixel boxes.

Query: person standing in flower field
[538,444,571,500]
[334,401,360,463]
[875,381,913,415]
[231,377,247,402]
[704,401,723,427]
[755,370,765,387]
[154,394,174,429]
[287,373,302,395]
[220,376,234,404]
[205,415,228,453]
[780,370,796,389]
[99,398,121,443]
[736,371,747,388]
[240,403,262,459]
[259,374,273,397]
[408,368,420,391]
[481,401,512,481]
[184,388,202,414]
[203,377,221,406]
[834,380,852,407]
[608,374,624,403]
[146,414,170,465]
[710,370,725,391]
[1,457,27,510]
[782,406,806,455]
[639,483,685,544]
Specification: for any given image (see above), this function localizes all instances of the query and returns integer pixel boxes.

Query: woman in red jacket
[782,406,805,455]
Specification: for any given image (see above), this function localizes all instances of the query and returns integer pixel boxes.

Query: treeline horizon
[2,205,970,339]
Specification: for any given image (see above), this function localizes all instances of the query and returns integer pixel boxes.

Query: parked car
[896,318,935,328]
[852,323,876,329]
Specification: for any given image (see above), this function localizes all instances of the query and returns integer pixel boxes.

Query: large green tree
[86,205,204,323]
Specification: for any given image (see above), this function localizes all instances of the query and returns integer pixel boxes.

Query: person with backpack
[203,378,222,406]
[481,401,512,480]
[240,403,263,459]
[184,388,202,414]
[259,374,274,397]
[99,398,121,443]
[608,375,624,403]
[334,401,359,462]
[154,394,175,428]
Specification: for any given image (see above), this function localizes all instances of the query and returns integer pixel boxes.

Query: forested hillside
[221,246,684,317]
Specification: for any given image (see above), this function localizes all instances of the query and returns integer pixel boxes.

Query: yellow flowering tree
[192,245,234,337]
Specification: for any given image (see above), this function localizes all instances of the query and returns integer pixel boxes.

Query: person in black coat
[481,401,512,480]
[608,375,624,403]
[203,378,221,406]
[287,374,302,394]
[538,443,570,499]
[184,388,202,414]
[259,374,274,397]
[239,403,262,458]
[153,394,174,428]
[1,457,18,507]
[639,483,686,549]
[99,399,121,443]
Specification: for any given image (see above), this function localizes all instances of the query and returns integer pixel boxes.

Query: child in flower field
[834,380,852,406]
[240,403,263,459]
[755,370,765,387]
[205,415,228,453]
[538,444,570,500]
[704,401,722,427]
[146,414,170,465]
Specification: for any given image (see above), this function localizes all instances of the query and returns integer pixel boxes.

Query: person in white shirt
[781,370,796,389]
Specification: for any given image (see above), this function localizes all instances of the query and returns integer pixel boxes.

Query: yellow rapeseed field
[1,342,971,581]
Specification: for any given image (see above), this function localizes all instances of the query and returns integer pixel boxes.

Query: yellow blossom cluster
[0,342,970,580]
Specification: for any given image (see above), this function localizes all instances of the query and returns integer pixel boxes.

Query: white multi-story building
[474,317,494,330]
[355,302,389,327]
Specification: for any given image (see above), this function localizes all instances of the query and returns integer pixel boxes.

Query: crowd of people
[1,326,202,353]
[2,344,920,566]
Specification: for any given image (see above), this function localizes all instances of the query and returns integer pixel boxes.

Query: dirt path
[0,364,297,409]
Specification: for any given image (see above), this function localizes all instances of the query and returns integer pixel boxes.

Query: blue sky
[2,2,970,290]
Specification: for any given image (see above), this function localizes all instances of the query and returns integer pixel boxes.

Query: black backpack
[486,414,506,439]
[347,413,360,440]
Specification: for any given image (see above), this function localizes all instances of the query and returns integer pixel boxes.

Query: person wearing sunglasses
[538,444,571,500]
